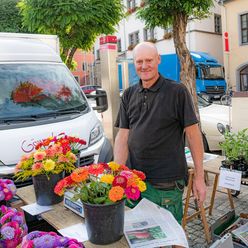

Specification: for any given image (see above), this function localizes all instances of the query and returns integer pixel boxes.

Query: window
[143,28,155,41]
[164,26,173,34]
[240,65,248,91]
[241,13,248,44]
[127,0,136,9]
[117,39,122,52]
[129,31,139,46]
[74,76,79,82]
[96,49,100,60]
[214,14,222,34]
[82,63,88,71]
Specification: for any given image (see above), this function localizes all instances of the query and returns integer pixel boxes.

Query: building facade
[71,49,96,86]
[221,0,248,91]
[95,0,224,63]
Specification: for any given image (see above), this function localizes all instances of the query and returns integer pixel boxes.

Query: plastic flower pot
[32,172,64,206]
[83,200,125,245]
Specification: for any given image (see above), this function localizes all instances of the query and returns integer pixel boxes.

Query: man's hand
[193,176,206,204]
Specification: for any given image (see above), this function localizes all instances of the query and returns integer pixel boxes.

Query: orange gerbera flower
[71,167,89,182]
[109,186,124,202]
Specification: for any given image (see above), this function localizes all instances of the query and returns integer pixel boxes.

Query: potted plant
[54,162,147,245]
[0,205,28,248]
[21,230,84,247]
[15,134,86,206]
[220,128,248,177]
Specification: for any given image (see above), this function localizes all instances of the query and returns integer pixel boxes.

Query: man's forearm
[114,128,129,165]
[185,124,204,179]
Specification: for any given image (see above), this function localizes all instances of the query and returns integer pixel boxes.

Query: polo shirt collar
[138,75,164,92]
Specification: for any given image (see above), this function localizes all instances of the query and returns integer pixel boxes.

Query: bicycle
[220,86,232,106]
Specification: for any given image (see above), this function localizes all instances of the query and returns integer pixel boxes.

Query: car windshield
[198,95,212,108]
[0,64,88,120]
[200,65,225,80]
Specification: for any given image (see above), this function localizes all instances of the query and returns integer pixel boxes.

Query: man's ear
[158,54,161,64]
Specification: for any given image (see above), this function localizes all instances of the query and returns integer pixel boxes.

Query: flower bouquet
[54,162,146,245]
[0,179,17,205]
[54,161,146,204]
[35,133,86,156]
[21,231,84,248]
[15,133,86,206]
[0,205,28,248]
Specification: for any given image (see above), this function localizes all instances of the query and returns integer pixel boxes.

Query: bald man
[114,42,206,224]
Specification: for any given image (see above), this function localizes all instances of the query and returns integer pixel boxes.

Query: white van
[0,33,112,185]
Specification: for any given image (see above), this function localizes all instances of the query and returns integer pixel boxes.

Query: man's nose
[141,62,148,69]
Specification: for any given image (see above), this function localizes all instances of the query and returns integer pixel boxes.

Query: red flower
[112,175,127,189]
[133,169,146,180]
[88,163,104,176]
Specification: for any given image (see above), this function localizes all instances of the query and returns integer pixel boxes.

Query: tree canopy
[137,0,213,117]
[18,0,124,68]
[0,0,26,33]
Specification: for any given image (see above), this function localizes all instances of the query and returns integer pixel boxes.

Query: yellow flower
[100,174,114,184]
[137,180,147,192]
[43,159,55,171]
[108,161,120,171]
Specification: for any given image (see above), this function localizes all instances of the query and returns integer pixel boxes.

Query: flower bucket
[33,172,64,206]
[83,200,125,245]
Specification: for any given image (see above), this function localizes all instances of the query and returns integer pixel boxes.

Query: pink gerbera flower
[125,186,140,200]
[32,162,43,171]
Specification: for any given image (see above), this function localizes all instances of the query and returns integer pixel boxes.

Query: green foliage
[0,0,27,32]
[18,0,124,66]
[220,128,248,162]
[137,0,213,29]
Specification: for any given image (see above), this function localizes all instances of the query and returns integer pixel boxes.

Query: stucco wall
[221,0,248,90]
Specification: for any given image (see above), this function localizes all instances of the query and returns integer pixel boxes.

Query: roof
[0,38,62,63]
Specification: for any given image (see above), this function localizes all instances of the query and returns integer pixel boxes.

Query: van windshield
[0,64,88,120]
[200,65,225,80]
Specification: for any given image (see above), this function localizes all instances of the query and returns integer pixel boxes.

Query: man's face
[134,45,160,84]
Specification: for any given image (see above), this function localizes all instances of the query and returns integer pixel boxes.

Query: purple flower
[33,234,56,248]
[1,226,15,240]
[12,215,24,225]
[0,191,4,201]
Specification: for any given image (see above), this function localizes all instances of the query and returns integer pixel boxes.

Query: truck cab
[191,52,226,99]
[0,33,112,186]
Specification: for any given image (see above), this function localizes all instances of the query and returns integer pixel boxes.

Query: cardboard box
[211,210,247,248]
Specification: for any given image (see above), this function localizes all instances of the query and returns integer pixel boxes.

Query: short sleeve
[177,85,198,128]
[114,90,130,129]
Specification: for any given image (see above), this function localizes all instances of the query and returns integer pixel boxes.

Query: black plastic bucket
[83,200,125,245]
[32,173,64,206]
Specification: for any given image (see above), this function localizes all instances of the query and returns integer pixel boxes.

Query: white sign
[218,168,242,191]
[58,223,88,242]
[21,203,53,216]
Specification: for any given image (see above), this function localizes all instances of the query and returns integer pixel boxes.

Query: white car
[198,96,231,151]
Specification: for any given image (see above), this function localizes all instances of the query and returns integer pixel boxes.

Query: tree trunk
[66,47,77,70]
[172,13,200,121]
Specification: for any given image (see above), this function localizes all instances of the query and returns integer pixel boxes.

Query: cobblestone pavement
[184,173,248,248]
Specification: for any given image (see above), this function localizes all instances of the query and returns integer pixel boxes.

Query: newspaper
[124,198,189,248]
[232,222,248,246]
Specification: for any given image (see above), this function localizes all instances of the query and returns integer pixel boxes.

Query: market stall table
[16,185,128,248]
[183,156,235,243]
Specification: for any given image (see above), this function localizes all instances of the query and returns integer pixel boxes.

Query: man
[114,42,206,223]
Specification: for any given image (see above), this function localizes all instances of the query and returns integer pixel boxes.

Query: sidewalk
[185,174,248,247]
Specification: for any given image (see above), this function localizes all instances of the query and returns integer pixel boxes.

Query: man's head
[133,42,160,87]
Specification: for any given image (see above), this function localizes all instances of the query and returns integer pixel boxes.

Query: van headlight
[89,124,103,145]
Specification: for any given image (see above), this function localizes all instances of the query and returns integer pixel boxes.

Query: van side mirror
[85,89,108,113]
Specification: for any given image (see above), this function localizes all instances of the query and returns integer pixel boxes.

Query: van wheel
[202,134,209,152]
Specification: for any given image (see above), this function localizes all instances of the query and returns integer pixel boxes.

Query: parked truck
[120,52,226,99]
[0,33,112,186]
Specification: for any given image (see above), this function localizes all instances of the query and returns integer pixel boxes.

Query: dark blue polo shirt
[115,76,198,183]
